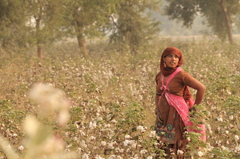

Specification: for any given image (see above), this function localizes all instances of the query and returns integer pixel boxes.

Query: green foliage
[25,0,67,44]
[109,0,161,54]
[164,0,240,43]
[120,102,144,133]
[0,0,27,47]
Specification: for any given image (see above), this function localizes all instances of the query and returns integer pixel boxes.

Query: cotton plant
[0,83,76,159]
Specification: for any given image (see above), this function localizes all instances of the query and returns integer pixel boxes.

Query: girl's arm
[183,73,206,105]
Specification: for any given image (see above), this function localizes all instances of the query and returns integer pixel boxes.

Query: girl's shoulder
[176,70,191,78]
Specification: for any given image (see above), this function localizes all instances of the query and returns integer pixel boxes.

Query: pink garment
[160,67,206,142]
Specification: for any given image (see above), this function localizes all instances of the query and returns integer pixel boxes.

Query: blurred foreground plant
[0,83,76,159]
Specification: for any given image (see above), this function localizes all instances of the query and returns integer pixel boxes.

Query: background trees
[1,0,240,58]
[24,0,68,59]
[164,0,240,44]
[109,0,161,54]
[62,0,120,57]
[0,0,27,47]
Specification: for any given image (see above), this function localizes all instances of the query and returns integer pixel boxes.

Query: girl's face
[164,54,179,68]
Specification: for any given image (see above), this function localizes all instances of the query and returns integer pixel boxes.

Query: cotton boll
[23,115,40,137]
[80,140,87,148]
[101,141,107,147]
[125,134,131,139]
[57,110,70,127]
[18,145,24,151]
[234,135,239,141]
[82,153,89,159]
[177,150,184,155]
[229,115,234,120]
[197,151,204,157]
[89,136,96,141]
[140,149,147,156]
[149,131,156,138]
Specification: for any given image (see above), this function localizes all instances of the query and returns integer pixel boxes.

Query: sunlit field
[0,38,240,158]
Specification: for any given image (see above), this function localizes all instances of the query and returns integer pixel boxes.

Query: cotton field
[0,39,239,158]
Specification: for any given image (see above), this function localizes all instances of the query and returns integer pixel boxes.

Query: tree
[109,0,161,54]
[164,0,240,44]
[62,0,119,57]
[0,0,27,47]
[25,0,67,59]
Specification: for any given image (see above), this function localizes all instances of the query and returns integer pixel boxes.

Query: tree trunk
[37,43,42,59]
[36,6,43,58]
[77,33,88,57]
[218,0,234,44]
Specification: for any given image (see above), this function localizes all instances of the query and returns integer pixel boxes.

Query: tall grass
[0,38,239,158]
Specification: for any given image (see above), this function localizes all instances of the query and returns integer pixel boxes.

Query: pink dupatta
[160,67,206,142]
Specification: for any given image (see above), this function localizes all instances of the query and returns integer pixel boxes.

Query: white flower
[234,135,239,141]
[221,145,229,151]
[95,155,105,159]
[226,90,231,95]
[65,132,70,137]
[154,142,160,147]
[82,153,89,159]
[23,115,40,137]
[229,115,234,120]
[80,140,87,148]
[206,143,214,151]
[12,133,18,137]
[29,83,70,114]
[225,131,229,135]
[111,119,117,124]
[79,130,86,136]
[149,131,156,138]
[18,145,24,151]
[206,123,212,134]
[109,155,117,159]
[116,156,123,159]
[136,125,146,133]
[211,106,216,110]
[96,112,100,117]
[104,124,111,128]
[177,150,184,155]
[137,125,144,131]
[132,154,139,159]
[123,139,136,147]
[89,121,97,129]
[57,110,70,127]
[123,140,130,147]
[101,141,107,147]
[130,141,137,149]
[140,149,147,155]
[89,136,96,141]
[107,142,115,149]
[137,144,143,149]
[115,147,124,153]
[197,151,204,157]
[125,134,131,139]
[235,145,240,152]
[217,117,223,122]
